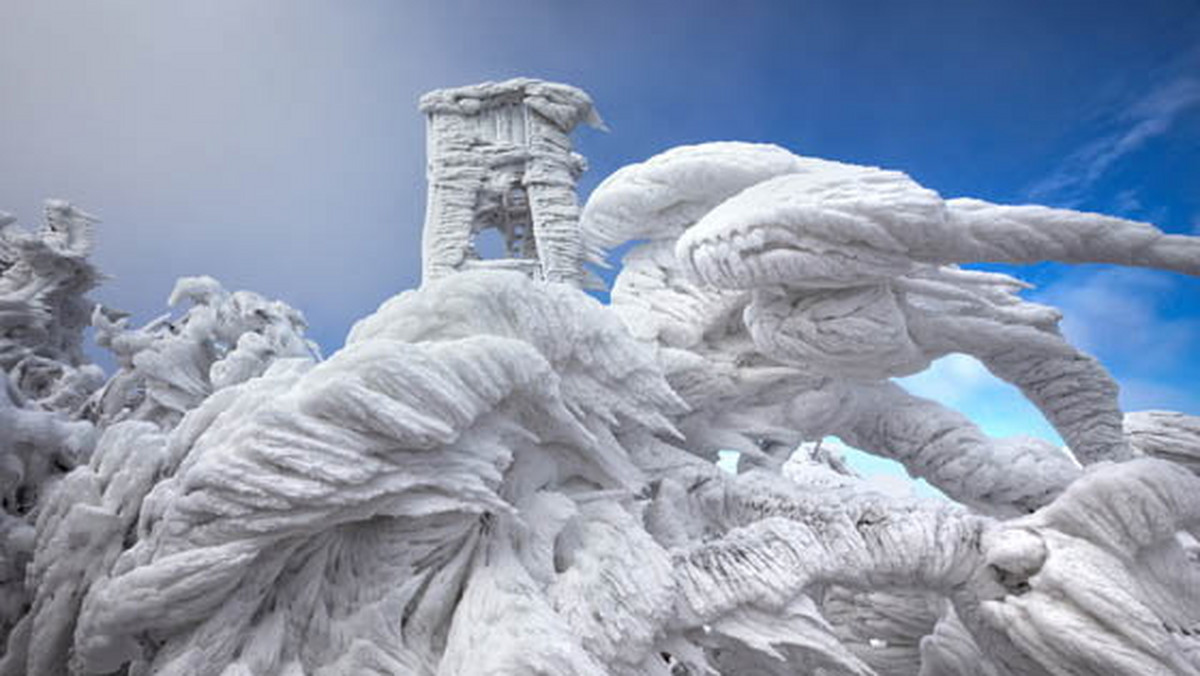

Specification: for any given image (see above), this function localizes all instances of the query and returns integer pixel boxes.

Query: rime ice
[2,81,1200,676]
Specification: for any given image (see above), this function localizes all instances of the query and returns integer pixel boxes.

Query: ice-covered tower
[418,79,603,286]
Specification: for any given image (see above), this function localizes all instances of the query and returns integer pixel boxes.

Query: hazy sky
[3,1,1199,468]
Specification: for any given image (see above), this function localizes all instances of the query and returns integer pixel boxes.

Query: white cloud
[895,353,993,408]
[896,354,1063,445]
[1111,188,1143,216]
[1030,267,1200,414]
[1031,268,1199,368]
[1027,75,1200,205]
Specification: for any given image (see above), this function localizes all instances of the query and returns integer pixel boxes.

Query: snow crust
[2,96,1200,675]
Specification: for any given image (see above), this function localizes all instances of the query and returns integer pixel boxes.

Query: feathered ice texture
[4,129,1200,675]
[86,275,319,429]
[0,201,105,411]
[3,272,691,676]
[0,204,320,671]
[0,202,104,640]
[1125,409,1200,474]
[579,140,1200,673]
[582,142,1146,504]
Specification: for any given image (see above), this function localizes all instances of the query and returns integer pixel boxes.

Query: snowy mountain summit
[2,79,1200,676]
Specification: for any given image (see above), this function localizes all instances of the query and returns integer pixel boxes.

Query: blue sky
[2,1,1198,480]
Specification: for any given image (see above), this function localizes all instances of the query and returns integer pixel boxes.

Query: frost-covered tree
[1,80,1199,676]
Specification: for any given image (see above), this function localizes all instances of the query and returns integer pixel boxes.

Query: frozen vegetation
[1,79,1199,675]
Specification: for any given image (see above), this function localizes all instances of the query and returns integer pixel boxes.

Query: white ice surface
[2,126,1200,674]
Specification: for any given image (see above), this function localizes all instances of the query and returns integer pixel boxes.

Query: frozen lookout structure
[419,78,603,286]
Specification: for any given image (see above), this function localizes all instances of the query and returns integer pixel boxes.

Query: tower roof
[419,78,605,133]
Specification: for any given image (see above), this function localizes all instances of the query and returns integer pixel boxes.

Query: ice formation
[1,79,1199,675]
[420,78,603,287]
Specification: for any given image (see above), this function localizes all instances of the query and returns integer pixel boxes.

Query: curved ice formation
[0,202,105,641]
[586,142,1193,481]
[1126,409,1200,474]
[87,275,319,429]
[3,127,1200,675]
[0,201,105,412]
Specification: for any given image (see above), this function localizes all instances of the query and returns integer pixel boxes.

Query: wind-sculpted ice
[3,113,1200,675]
[582,142,1174,509]
[87,275,319,429]
[0,202,104,641]
[0,201,105,412]
[0,203,320,670]
[1126,409,1200,475]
